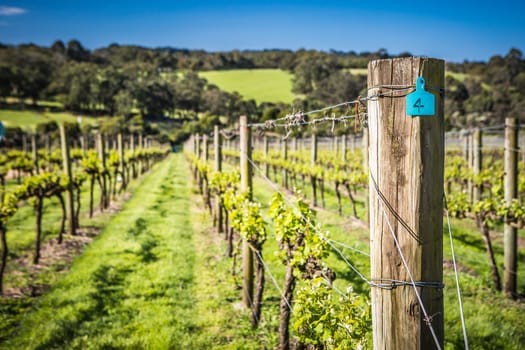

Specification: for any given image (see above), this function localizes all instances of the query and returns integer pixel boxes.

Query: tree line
[1,40,524,137]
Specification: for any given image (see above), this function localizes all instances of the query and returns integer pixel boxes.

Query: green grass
[1,154,271,348]
[0,110,101,131]
[3,151,523,348]
[241,152,525,349]
[199,69,299,104]
[446,72,469,82]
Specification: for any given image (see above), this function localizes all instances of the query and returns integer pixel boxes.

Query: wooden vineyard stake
[282,138,288,189]
[60,124,76,235]
[473,128,482,202]
[214,125,223,235]
[368,57,445,349]
[239,115,254,309]
[31,134,39,174]
[310,133,318,206]
[263,135,269,178]
[202,134,208,162]
[97,133,109,209]
[504,117,518,298]
[341,134,347,162]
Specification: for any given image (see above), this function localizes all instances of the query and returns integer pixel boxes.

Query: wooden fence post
[203,134,209,162]
[282,138,288,189]
[504,117,518,298]
[473,128,483,202]
[310,133,318,206]
[214,125,223,235]
[468,131,474,202]
[341,134,347,161]
[118,133,125,188]
[368,57,444,350]
[462,131,469,161]
[31,134,39,174]
[240,115,254,309]
[362,128,369,223]
[59,124,76,235]
[97,133,109,209]
[195,134,201,159]
[263,135,269,179]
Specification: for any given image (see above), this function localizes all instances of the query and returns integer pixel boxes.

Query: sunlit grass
[0,110,102,131]
[199,69,299,104]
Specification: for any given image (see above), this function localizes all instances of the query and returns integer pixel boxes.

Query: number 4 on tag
[406,77,435,117]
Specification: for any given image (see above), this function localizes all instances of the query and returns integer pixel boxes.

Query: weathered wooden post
[362,128,370,223]
[214,125,223,235]
[473,128,483,202]
[97,133,109,209]
[341,134,347,162]
[202,134,208,162]
[462,130,469,161]
[118,133,125,189]
[240,116,254,308]
[59,124,76,235]
[468,131,474,202]
[31,134,39,174]
[368,57,445,350]
[282,138,288,189]
[504,117,518,298]
[310,133,318,206]
[195,134,201,159]
[263,135,269,178]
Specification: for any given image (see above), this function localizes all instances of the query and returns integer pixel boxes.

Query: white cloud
[0,6,27,16]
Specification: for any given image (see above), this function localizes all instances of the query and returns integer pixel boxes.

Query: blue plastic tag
[0,121,4,142]
[406,77,435,117]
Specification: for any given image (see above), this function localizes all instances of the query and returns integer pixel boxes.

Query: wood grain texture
[504,117,518,297]
[368,57,444,350]
[240,115,254,308]
[60,124,76,235]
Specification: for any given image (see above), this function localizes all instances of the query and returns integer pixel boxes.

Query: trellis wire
[373,181,443,350]
[444,194,470,350]
[245,154,373,287]
[253,249,293,312]
[245,84,442,130]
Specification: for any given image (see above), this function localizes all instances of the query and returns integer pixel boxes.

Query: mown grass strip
[2,154,199,348]
[199,69,299,104]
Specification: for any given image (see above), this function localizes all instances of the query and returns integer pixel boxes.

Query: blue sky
[0,0,524,63]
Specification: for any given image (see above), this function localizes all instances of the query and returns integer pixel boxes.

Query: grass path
[3,154,198,348]
[2,154,266,349]
[3,153,524,349]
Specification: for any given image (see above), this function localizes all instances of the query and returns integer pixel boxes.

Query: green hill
[199,69,298,104]
[0,110,100,131]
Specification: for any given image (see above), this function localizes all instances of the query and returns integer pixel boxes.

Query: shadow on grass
[34,264,132,350]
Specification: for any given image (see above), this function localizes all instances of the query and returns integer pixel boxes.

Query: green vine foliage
[269,192,328,275]
[15,172,66,201]
[0,192,19,224]
[230,194,267,248]
[81,150,103,175]
[293,277,371,349]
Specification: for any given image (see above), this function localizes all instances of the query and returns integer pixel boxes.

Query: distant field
[199,69,298,104]
[0,110,100,131]
[446,71,469,81]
